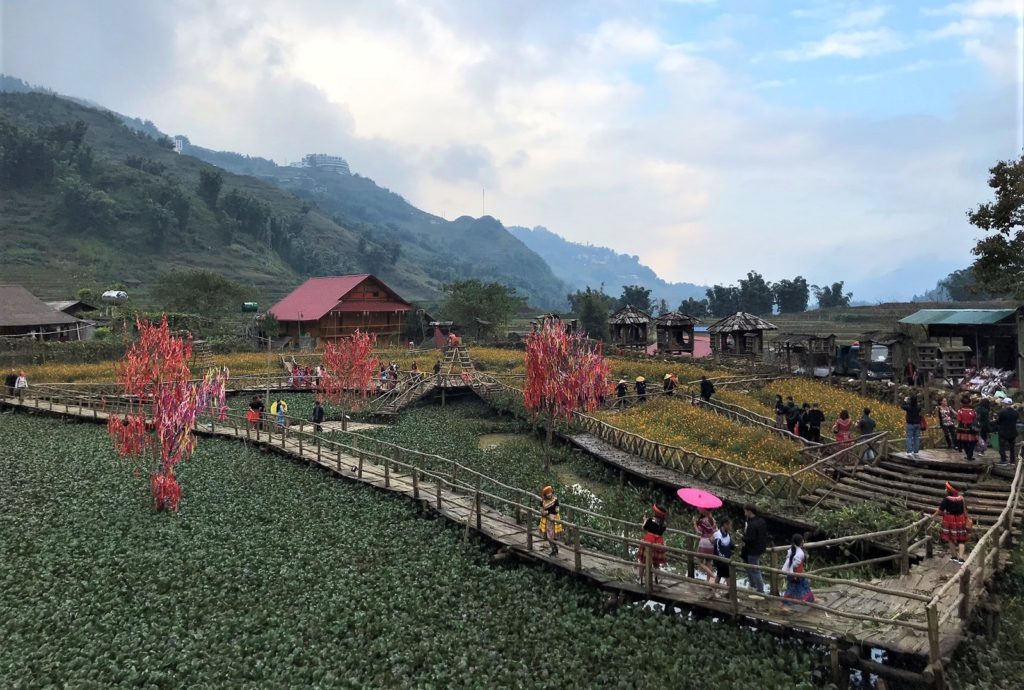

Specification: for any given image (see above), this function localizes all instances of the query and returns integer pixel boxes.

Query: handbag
[965,515,974,530]
[919,416,928,431]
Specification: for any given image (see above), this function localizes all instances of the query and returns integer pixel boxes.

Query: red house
[268,274,411,346]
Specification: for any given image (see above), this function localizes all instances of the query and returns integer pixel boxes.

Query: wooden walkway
[4,390,1002,686]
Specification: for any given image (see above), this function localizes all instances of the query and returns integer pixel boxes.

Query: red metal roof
[332,301,410,313]
[268,275,409,321]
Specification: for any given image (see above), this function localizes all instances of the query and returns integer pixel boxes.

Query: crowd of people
[902,393,1020,464]
[611,374,716,407]
[773,394,872,448]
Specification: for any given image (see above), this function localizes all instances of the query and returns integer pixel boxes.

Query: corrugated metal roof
[898,309,1017,326]
[268,275,409,321]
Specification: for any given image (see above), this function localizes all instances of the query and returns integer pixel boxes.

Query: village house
[0,285,85,341]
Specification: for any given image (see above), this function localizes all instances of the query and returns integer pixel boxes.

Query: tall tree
[967,156,1024,298]
[568,287,613,340]
[615,284,653,313]
[524,318,610,469]
[654,298,670,316]
[441,280,527,329]
[737,271,774,314]
[705,285,740,317]
[319,330,379,431]
[813,282,853,309]
[677,297,709,317]
[196,169,223,209]
[773,276,810,314]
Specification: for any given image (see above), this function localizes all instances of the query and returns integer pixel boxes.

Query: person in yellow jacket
[270,399,288,429]
[539,485,563,555]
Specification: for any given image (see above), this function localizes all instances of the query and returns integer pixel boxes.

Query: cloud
[779,28,907,60]
[924,18,995,38]
[754,78,796,89]
[924,0,1022,18]
[836,5,890,28]
[835,59,937,84]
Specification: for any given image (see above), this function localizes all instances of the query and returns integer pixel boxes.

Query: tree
[440,280,527,330]
[813,282,852,309]
[967,156,1024,298]
[773,276,810,314]
[615,285,653,313]
[107,316,227,511]
[524,317,610,469]
[705,285,740,317]
[567,286,614,340]
[197,169,223,209]
[677,297,709,318]
[153,269,249,316]
[57,175,115,232]
[319,330,378,431]
[737,271,774,314]
[655,298,670,316]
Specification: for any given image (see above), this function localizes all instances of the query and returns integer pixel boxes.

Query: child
[713,518,734,585]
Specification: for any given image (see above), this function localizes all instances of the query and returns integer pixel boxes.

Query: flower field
[1,412,828,688]
[592,398,801,474]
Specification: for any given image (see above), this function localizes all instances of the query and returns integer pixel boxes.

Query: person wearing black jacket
[4,369,16,397]
[699,376,715,402]
[804,403,825,443]
[997,401,1019,465]
[311,399,325,434]
[774,395,785,428]
[901,395,922,456]
[784,398,800,435]
[741,504,768,593]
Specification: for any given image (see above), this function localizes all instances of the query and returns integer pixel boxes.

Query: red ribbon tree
[524,317,610,469]
[319,329,379,430]
[107,316,227,511]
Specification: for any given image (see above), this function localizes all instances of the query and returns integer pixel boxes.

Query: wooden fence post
[573,526,582,573]
[413,470,420,500]
[474,475,482,531]
[316,437,321,464]
[358,453,364,479]
[336,446,342,471]
[384,456,390,488]
[769,549,780,597]
[926,604,944,689]
[526,510,534,551]
[728,568,738,619]
[959,568,972,620]
[645,543,653,594]
[899,529,910,576]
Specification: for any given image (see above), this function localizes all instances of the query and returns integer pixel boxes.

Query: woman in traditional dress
[693,508,717,579]
[931,481,970,562]
[246,396,261,430]
[832,409,853,449]
[636,504,668,582]
[781,533,815,607]
[538,485,563,555]
[956,396,980,461]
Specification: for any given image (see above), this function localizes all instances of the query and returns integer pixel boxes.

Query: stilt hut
[775,333,836,375]
[655,311,700,354]
[609,305,651,350]
[708,312,777,357]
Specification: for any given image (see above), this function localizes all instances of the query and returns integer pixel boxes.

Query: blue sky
[3,0,1022,301]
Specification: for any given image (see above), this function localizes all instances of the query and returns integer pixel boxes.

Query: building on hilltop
[0,285,85,340]
[298,154,351,175]
[268,274,410,348]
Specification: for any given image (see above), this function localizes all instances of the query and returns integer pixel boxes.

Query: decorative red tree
[319,329,379,430]
[524,317,610,469]
[107,316,227,511]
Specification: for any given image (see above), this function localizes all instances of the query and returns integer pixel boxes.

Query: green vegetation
[967,155,1024,299]
[153,269,250,316]
[1,413,831,688]
[440,280,527,331]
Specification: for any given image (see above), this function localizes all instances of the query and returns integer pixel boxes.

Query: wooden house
[708,312,777,357]
[268,274,410,347]
[775,333,836,373]
[0,285,83,341]
[609,305,651,350]
[655,311,699,354]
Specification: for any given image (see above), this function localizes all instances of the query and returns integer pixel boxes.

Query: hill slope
[0,89,567,309]
[509,225,707,306]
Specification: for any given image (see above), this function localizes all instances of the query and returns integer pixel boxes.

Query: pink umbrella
[676,487,723,510]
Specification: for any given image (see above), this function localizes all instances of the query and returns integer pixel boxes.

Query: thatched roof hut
[708,312,777,356]
[609,305,651,349]
[654,311,700,354]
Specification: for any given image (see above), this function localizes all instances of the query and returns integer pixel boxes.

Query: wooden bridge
[4,383,1021,689]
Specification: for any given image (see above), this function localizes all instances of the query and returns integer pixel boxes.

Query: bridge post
[526,510,534,551]
[728,569,738,619]
[959,568,972,620]
[644,544,653,594]
[413,470,419,500]
[317,437,321,464]
[926,604,945,689]
[769,548,780,597]
[573,526,581,572]
[384,456,390,488]
[336,446,342,472]
[436,476,442,511]
[899,529,910,576]
[474,475,482,532]
[358,453,364,479]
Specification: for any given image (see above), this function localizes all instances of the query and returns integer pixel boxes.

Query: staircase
[805,456,1021,528]
[375,377,437,416]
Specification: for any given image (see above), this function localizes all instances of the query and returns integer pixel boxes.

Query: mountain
[0,87,568,309]
[509,225,707,307]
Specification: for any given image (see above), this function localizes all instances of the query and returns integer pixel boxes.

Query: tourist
[636,504,668,582]
[997,400,1019,465]
[253,395,266,430]
[699,376,715,402]
[663,373,677,396]
[14,371,27,402]
[741,504,767,593]
[937,398,957,450]
[246,396,262,431]
[296,366,307,388]
[311,399,325,434]
[410,361,420,382]
[379,366,388,392]
[784,397,800,435]
[857,408,876,436]
[976,396,992,455]
[956,396,979,461]
[272,398,288,430]
[634,376,647,402]
[433,360,442,380]
[313,365,322,388]
[902,395,922,457]
[774,395,785,429]
[615,378,628,407]
[713,518,734,585]
[831,409,853,449]
[781,534,815,608]
[798,403,810,439]
[5,369,17,397]
[930,481,971,562]
[539,485,563,556]
[804,403,825,443]
[693,508,717,580]
[904,361,920,387]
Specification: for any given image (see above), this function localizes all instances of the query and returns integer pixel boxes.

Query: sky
[3,0,1022,301]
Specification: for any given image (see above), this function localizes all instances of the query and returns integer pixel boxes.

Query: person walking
[784,397,800,436]
[781,534,815,608]
[663,373,677,396]
[311,399,325,434]
[741,504,767,593]
[4,369,16,398]
[14,371,28,403]
[804,403,825,443]
[831,409,853,449]
[930,482,971,562]
[615,379,628,408]
[636,504,668,583]
[956,396,979,461]
[272,398,288,430]
[996,399,1019,465]
[246,396,262,431]
[713,518,734,585]
[797,403,810,439]
[902,395,922,457]
[857,408,876,436]
[699,376,715,402]
[774,394,785,429]
[937,398,957,450]
[693,508,717,580]
[634,376,647,403]
[539,485,563,556]
[976,396,992,455]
